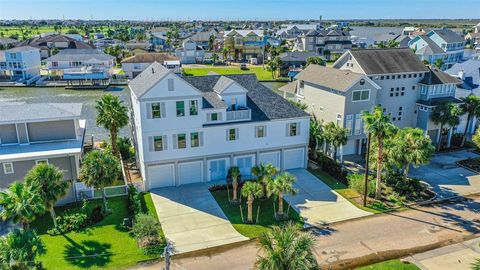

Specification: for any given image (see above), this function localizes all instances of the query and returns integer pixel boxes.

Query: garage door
[179,161,203,185]
[235,155,255,178]
[209,158,229,181]
[148,164,175,189]
[258,151,280,168]
[283,148,305,170]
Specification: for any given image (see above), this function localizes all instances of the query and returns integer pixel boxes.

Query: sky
[0,0,479,21]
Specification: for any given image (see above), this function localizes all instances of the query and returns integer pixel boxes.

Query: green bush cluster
[127,184,142,218]
[132,213,163,255]
[386,174,426,200]
[47,201,106,235]
[347,173,376,198]
[315,152,347,184]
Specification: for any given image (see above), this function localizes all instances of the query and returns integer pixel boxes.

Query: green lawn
[210,188,303,238]
[357,259,420,270]
[182,66,289,82]
[31,196,159,270]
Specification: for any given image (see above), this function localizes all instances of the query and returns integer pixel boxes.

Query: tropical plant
[0,182,45,230]
[132,213,160,241]
[288,100,308,111]
[472,258,480,270]
[24,163,68,228]
[229,166,241,202]
[347,173,376,198]
[396,128,435,177]
[241,181,263,223]
[256,222,318,270]
[309,116,324,159]
[211,53,219,65]
[460,95,480,147]
[95,93,129,155]
[434,58,444,69]
[80,150,122,212]
[0,229,46,270]
[267,173,297,218]
[323,122,348,162]
[431,102,462,152]
[221,47,229,61]
[362,106,396,199]
[306,56,325,66]
[266,56,282,78]
[252,163,278,198]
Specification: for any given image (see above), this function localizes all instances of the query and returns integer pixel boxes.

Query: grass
[140,192,165,239]
[31,197,158,270]
[210,188,303,238]
[182,66,290,82]
[308,169,390,214]
[356,259,420,270]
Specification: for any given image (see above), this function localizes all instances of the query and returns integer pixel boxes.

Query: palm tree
[95,94,129,155]
[306,56,325,66]
[362,106,396,199]
[0,182,45,230]
[267,173,297,218]
[256,222,318,270]
[80,150,122,212]
[252,163,278,198]
[460,95,480,147]
[472,258,480,270]
[24,163,68,228]
[397,128,435,177]
[431,102,462,152]
[229,166,241,202]
[324,122,348,162]
[221,47,229,61]
[241,181,263,223]
[309,116,324,159]
[0,229,46,270]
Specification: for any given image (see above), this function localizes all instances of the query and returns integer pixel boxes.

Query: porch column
[436,128,442,146]
[447,127,453,148]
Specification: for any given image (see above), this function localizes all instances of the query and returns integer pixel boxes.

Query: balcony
[226,108,251,121]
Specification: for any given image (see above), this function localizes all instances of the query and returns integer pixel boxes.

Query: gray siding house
[0,103,85,205]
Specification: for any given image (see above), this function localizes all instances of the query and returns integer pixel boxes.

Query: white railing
[226,109,251,121]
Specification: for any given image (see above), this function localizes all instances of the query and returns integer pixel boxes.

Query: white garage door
[258,151,280,168]
[284,148,305,170]
[235,155,255,177]
[148,164,175,189]
[179,161,203,185]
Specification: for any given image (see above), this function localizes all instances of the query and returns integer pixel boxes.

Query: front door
[209,159,227,181]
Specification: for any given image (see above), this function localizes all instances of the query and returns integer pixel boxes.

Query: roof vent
[151,67,155,74]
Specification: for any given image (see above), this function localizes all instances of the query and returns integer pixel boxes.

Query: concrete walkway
[284,169,372,227]
[150,183,248,254]
[406,237,480,270]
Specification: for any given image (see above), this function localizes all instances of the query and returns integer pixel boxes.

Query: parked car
[240,63,248,70]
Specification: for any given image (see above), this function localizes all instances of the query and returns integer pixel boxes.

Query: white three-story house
[130,62,310,189]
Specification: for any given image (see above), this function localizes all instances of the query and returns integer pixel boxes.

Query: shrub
[89,205,105,224]
[117,137,132,160]
[316,152,347,184]
[450,133,464,147]
[347,173,376,198]
[128,185,142,218]
[132,214,160,240]
[48,212,88,235]
[386,175,425,200]
[138,237,164,255]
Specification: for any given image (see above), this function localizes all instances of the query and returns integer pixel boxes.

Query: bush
[138,237,164,255]
[347,173,376,198]
[316,152,347,184]
[132,214,160,240]
[450,133,464,147]
[386,175,425,200]
[128,185,142,218]
[89,205,105,224]
[48,212,88,235]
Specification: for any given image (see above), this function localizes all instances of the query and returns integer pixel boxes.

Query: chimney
[458,70,465,80]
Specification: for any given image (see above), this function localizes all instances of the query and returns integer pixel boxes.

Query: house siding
[27,120,76,142]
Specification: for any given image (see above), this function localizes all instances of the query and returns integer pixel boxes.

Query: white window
[153,136,164,151]
[255,125,266,138]
[3,163,14,174]
[336,114,342,126]
[345,115,353,135]
[352,90,370,102]
[151,103,162,119]
[354,114,363,135]
[227,128,238,141]
[36,159,48,165]
[287,123,299,137]
[189,100,198,116]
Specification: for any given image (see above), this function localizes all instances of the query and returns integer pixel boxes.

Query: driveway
[150,183,248,254]
[284,169,372,227]
[410,150,480,198]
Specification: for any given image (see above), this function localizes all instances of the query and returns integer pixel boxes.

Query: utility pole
[363,133,371,207]
[163,240,172,270]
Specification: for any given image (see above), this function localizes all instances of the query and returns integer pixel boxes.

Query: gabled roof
[224,29,264,37]
[17,34,94,49]
[6,46,39,53]
[0,103,83,124]
[189,31,216,42]
[413,35,445,54]
[44,49,114,62]
[419,67,461,85]
[279,51,318,62]
[121,53,178,64]
[429,29,464,43]
[347,48,429,75]
[129,62,171,98]
[213,76,235,93]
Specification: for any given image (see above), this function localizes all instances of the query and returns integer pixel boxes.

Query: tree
[24,164,68,228]
[229,166,241,202]
[460,95,480,147]
[80,150,122,212]
[323,122,348,162]
[266,56,282,78]
[0,182,45,230]
[309,116,324,159]
[211,53,219,65]
[208,34,216,51]
[252,163,278,198]
[306,56,325,66]
[241,181,263,223]
[472,258,480,270]
[267,173,297,218]
[431,102,462,152]
[395,128,435,177]
[288,100,308,111]
[0,229,46,270]
[362,106,396,199]
[434,58,444,69]
[95,94,129,155]
[221,47,229,61]
[166,27,180,48]
[256,222,318,270]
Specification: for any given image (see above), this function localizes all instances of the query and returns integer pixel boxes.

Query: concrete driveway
[284,169,372,227]
[150,183,248,254]
[410,150,480,198]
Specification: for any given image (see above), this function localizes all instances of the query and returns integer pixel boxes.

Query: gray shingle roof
[295,64,364,92]
[349,48,429,75]
[121,53,178,64]
[6,46,39,53]
[417,35,445,54]
[129,62,171,98]
[279,51,318,62]
[0,103,83,124]
[212,76,235,94]
[431,29,464,43]
[45,49,114,62]
[419,67,461,85]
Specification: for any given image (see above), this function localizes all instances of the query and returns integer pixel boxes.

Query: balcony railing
[226,108,251,121]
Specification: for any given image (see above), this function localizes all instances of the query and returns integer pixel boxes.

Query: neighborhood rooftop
[295,64,365,92]
[44,49,115,62]
[420,67,461,85]
[0,103,83,124]
[121,53,179,63]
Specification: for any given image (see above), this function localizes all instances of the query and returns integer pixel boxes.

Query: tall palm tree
[324,122,348,162]
[431,102,462,152]
[362,106,396,199]
[0,229,46,270]
[397,128,435,177]
[241,181,263,223]
[252,163,278,198]
[229,166,241,202]
[309,116,324,159]
[0,182,45,230]
[24,163,68,228]
[96,94,129,155]
[256,222,318,270]
[267,172,297,218]
[80,150,122,212]
[460,95,480,147]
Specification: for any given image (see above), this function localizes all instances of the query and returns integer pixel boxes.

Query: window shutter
[207,113,211,121]
[168,79,174,91]
[148,136,154,152]
[264,125,267,137]
[199,132,204,146]
[160,102,166,118]
[172,134,178,149]
[146,103,152,119]
[286,123,290,136]
[162,135,168,150]
[226,129,229,141]
[218,113,222,120]
[236,128,239,140]
[297,122,301,136]
[254,126,258,138]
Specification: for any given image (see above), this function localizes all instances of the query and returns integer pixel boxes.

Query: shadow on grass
[63,235,113,268]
